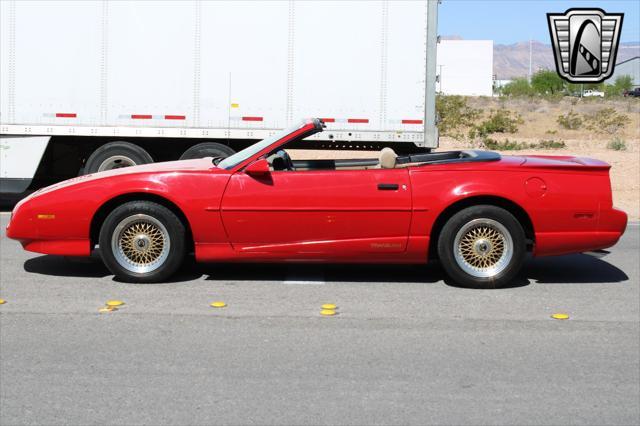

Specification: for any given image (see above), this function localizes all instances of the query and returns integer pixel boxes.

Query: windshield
[218,121,308,170]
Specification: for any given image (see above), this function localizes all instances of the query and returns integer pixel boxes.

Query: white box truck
[0,0,439,200]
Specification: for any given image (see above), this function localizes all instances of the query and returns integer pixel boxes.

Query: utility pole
[528,38,532,82]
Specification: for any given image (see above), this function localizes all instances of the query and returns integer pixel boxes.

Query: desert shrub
[435,95,480,139]
[501,78,534,97]
[545,129,558,135]
[531,70,565,95]
[483,138,529,150]
[584,107,630,135]
[507,96,540,112]
[604,75,633,97]
[483,138,566,151]
[469,108,523,139]
[622,98,640,113]
[614,75,633,92]
[604,84,622,97]
[556,111,583,130]
[607,137,627,151]
[536,139,566,149]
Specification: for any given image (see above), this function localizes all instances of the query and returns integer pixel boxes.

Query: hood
[92,157,218,176]
[31,158,223,197]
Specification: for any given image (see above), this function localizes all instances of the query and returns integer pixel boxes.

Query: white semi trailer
[0,0,439,200]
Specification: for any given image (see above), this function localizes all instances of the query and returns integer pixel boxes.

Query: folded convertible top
[396,150,501,166]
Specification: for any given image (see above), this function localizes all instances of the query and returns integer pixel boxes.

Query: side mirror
[244,158,270,176]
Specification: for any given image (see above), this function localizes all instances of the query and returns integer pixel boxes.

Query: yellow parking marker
[106,300,124,307]
[321,304,337,310]
[320,309,336,316]
[210,301,227,308]
[0,299,6,305]
[551,313,570,320]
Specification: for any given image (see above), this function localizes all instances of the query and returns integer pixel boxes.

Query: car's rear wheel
[99,201,185,283]
[437,205,526,289]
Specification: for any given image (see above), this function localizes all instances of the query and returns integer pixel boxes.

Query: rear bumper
[535,208,627,257]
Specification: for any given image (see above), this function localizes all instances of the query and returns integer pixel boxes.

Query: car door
[220,168,412,257]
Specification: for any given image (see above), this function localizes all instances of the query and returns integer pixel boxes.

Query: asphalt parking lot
[0,213,638,426]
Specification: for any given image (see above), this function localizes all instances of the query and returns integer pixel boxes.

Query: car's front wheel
[99,201,186,283]
[437,205,526,289]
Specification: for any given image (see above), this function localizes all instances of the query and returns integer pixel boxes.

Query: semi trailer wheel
[84,142,153,174]
[179,142,235,160]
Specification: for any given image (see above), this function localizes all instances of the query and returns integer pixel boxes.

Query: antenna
[227,72,231,143]
[528,37,533,81]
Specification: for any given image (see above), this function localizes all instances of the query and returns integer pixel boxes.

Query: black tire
[84,142,153,175]
[179,142,235,160]
[437,205,526,289]
[99,201,186,283]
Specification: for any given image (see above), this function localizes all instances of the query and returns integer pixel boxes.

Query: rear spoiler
[522,155,611,171]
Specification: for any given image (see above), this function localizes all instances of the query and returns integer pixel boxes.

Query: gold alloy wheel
[453,218,513,278]
[111,214,170,274]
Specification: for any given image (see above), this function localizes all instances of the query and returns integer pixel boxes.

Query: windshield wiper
[211,156,223,166]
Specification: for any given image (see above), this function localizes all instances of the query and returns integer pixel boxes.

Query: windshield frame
[218,119,321,171]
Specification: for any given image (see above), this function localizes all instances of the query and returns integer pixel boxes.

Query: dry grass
[467,96,639,141]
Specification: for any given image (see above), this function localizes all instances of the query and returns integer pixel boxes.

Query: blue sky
[439,0,640,44]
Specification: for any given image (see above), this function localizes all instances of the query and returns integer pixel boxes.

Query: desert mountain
[442,36,639,80]
[494,40,639,79]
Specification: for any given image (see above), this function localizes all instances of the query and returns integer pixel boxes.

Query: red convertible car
[6,118,627,288]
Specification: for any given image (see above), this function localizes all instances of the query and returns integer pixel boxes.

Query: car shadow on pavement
[525,253,628,284]
[23,252,202,284]
[24,254,111,279]
[200,262,446,285]
[22,252,628,286]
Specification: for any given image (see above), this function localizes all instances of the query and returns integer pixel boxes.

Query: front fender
[6,170,231,256]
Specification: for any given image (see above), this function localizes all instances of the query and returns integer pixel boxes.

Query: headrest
[379,148,398,169]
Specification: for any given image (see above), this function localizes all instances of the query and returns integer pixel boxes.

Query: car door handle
[377,183,399,190]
